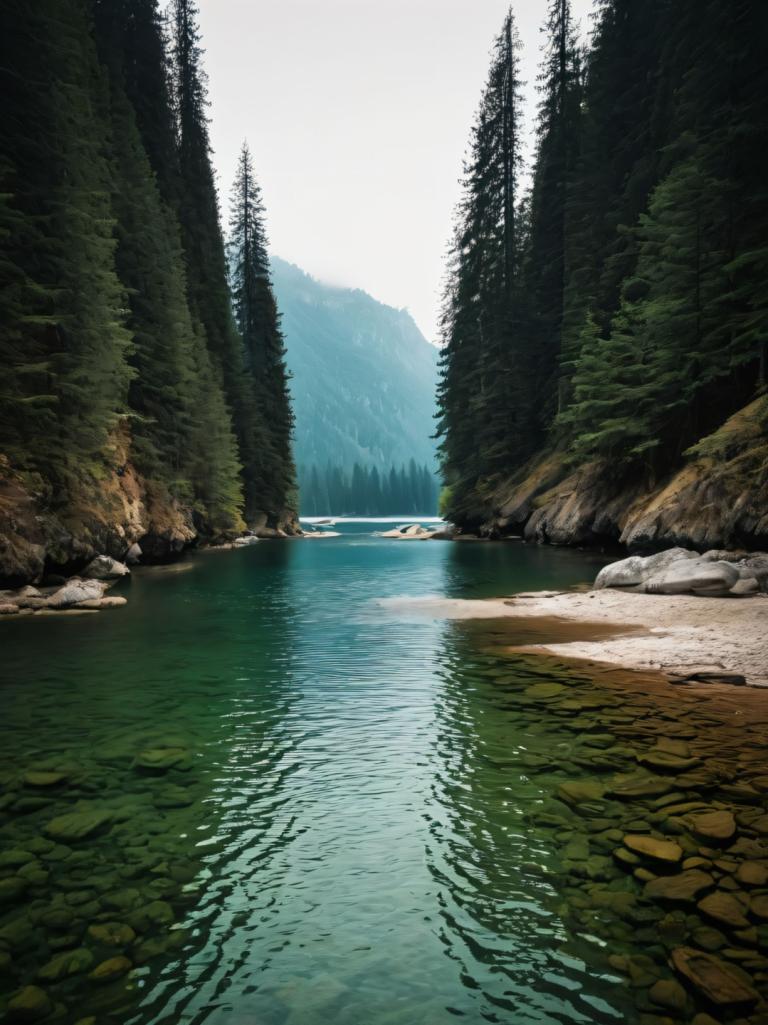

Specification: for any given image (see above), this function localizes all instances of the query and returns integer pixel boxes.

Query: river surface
[1,522,766,1025]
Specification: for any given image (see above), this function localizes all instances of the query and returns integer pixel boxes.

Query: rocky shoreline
[0,455,302,589]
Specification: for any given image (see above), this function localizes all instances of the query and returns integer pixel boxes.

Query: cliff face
[0,443,300,586]
[467,398,768,553]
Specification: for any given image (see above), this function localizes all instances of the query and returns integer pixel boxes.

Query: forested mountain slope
[437,0,768,551]
[273,258,439,475]
[0,0,297,584]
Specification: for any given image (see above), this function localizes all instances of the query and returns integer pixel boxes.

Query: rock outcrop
[0,447,300,586]
[463,397,768,553]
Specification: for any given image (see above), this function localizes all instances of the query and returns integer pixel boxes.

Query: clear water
[0,526,681,1023]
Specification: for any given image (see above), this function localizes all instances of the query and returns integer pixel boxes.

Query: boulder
[739,553,768,590]
[731,577,759,595]
[0,603,20,615]
[83,555,130,580]
[594,548,698,590]
[125,542,142,564]
[644,559,740,596]
[46,578,108,609]
[380,524,436,540]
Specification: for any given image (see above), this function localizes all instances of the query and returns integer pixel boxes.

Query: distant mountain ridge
[271,257,439,476]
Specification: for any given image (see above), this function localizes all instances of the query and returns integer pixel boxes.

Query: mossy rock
[6,985,52,1022]
[37,946,94,981]
[44,810,113,842]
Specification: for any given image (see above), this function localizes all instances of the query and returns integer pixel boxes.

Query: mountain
[271,257,439,477]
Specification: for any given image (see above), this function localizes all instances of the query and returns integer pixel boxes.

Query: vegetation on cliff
[436,1,767,544]
[0,0,296,556]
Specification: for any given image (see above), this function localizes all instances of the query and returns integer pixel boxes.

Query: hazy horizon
[197,0,594,344]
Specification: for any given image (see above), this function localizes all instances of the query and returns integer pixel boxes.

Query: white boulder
[594,548,697,590]
[644,559,740,596]
[84,555,130,580]
[125,543,143,564]
[47,578,108,608]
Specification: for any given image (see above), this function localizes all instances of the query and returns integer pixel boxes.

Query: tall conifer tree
[227,142,297,520]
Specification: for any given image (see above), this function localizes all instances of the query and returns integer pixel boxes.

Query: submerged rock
[132,747,191,773]
[23,770,67,788]
[6,985,53,1022]
[687,810,736,843]
[37,947,94,981]
[623,835,683,864]
[44,810,113,842]
[648,978,687,1012]
[558,781,605,806]
[644,869,714,904]
[89,955,132,982]
[697,891,750,930]
[670,946,759,1007]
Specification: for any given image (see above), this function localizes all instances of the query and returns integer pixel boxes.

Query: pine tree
[526,0,582,419]
[0,0,133,494]
[227,142,297,521]
[436,8,529,522]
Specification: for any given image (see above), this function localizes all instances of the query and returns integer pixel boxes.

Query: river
[1,522,766,1024]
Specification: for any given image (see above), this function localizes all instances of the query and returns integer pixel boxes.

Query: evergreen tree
[526,0,582,417]
[0,0,133,494]
[227,141,297,520]
[436,8,529,522]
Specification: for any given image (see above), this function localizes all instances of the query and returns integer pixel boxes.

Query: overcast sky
[198,0,595,343]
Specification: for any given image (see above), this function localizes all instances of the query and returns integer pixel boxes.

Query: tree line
[0,0,296,536]
[298,462,438,517]
[437,0,767,525]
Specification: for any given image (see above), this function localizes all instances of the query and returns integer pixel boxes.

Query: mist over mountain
[271,257,439,479]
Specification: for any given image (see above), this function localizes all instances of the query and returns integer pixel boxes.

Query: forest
[0,0,296,546]
[437,0,768,541]
[298,460,438,517]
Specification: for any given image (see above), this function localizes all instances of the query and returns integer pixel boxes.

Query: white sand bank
[375,590,768,686]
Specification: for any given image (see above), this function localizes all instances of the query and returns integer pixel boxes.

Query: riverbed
[1,523,766,1024]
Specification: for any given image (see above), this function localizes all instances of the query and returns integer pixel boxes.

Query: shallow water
[1,524,766,1024]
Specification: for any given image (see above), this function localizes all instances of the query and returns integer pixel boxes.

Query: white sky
[198,0,595,343]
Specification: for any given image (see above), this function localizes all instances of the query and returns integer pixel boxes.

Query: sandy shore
[376,589,768,686]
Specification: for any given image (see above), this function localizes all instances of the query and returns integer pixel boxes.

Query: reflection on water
[1,527,765,1024]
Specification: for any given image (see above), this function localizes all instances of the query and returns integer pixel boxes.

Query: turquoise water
[0,526,667,1023]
